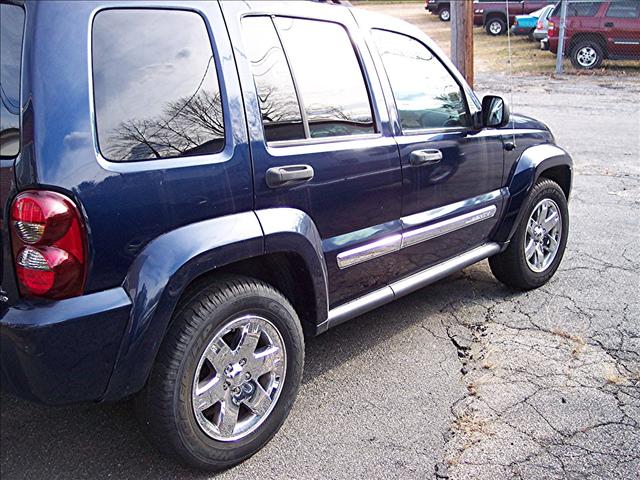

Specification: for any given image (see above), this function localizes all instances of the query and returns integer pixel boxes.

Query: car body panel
[0,0,573,405]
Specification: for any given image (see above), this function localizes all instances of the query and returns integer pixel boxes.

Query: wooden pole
[451,0,474,88]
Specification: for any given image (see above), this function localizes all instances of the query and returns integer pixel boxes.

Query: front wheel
[136,276,304,471]
[439,7,451,22]
[490,179,569,290]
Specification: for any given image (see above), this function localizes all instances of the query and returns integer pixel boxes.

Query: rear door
[603,0,640,56]
[222,1,404,307]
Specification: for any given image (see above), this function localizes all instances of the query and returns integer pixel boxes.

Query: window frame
[89,6,230,168]
[371,28,474,137]
[241,13,382,148]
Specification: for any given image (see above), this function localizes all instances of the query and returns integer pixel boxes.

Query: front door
[222,2,404,307]
[370,29,506,272]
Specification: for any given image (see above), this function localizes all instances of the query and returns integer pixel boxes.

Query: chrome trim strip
[327,287,394,328]
[336,234,402,269]
[401,189,502,227]
[327,243,501,328]
[401,205,497,248]
[337,190,503,269]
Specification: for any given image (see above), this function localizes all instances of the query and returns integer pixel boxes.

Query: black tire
[486,16,507,36]
[136,275,304,471]
[570,40,604,70]
[439,7,451,22]
[489,179,569,290]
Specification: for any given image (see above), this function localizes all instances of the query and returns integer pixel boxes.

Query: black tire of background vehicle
[489,179,569,290]
[439,7,450,22]
[527,30,535,42]
[135,275,305,471]
[486,16,507,36]
[570,40,604,70]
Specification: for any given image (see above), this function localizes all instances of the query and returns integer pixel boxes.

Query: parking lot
[2,4,639,480]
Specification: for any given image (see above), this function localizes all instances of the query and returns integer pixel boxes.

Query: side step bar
[326,243,501,329]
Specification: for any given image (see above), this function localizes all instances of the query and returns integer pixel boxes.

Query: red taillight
[10,191,87,299]
[537,20,543,30]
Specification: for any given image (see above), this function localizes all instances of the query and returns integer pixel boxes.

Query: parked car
[534,3,556,41]
[547,0,640,69]
[512,4,556,40]
[0,0,573,472]
[425,0,451,21]
[474,0,558,35]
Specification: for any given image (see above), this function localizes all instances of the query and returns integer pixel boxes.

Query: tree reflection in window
[93,9,224,162]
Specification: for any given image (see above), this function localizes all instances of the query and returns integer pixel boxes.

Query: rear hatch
[0,2,26,294]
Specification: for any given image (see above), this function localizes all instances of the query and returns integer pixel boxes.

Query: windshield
[0,2,25,158]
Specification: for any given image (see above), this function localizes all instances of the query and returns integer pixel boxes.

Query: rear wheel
[486,16,507,36]
[490,179,569,290]
[136,275,304,471]
[439,7,451,22]
[570,40,604,69]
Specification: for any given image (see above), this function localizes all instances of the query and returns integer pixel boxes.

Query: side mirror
[481,95,510,128]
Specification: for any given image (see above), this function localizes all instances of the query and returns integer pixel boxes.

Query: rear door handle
[266,164,314,188]
[410,149,443,166]
[604,22,614,27]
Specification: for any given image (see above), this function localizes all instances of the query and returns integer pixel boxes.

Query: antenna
[505,0,516,148]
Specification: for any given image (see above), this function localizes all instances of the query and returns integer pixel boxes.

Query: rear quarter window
[92,9,224,162]
[0,3,25,158]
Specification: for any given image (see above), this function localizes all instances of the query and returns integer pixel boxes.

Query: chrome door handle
[266,164,314,188]
[410,149,442,166]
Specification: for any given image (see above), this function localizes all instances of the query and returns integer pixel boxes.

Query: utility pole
[556,0,569,74]
[451,0,474,88]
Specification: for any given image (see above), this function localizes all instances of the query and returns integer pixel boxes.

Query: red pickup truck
[547,1,640,69]
[473,0,557,35]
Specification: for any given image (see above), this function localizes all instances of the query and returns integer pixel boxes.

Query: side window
[92,9,224,162]
[242,17,305,142]
[274,17,375,139]
[0,3,24,158]
[373,30,469,131]
[606,1,640,18]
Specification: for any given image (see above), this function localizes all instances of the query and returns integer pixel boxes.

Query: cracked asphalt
[1,66,639,480]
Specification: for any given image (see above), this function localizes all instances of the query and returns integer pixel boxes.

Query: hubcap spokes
[578,47,597,67]
[524,198,562,273]
[490,22,502,34]
[192,315,286,441]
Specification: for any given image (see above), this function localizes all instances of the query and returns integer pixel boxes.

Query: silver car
[533,4,556,41]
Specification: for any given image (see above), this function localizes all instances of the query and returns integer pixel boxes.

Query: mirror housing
[481,95,510,128]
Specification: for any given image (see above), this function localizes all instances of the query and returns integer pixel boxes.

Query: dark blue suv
[0,0,572,471]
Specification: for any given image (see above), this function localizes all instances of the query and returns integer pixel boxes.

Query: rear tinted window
[242,16,305,143]
[0,3,24,158]
[92,9,224,162]
[552,2,602,17]
[274,17,375,139]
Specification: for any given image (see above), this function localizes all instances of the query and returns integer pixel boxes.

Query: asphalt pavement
[1,74,639,480]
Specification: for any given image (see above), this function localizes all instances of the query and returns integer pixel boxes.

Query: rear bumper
[0,288,131,404]
[512,26,533,36]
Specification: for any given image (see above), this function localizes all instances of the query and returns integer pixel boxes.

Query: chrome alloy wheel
[489,20,503,35]
[576,46,598,68]
[524,198,562,273]
[192,315,286,441]
[440,9,450,21]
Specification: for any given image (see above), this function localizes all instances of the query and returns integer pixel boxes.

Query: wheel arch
[493,143,573,244]
[568,32,608,57]
[103,209,329,401]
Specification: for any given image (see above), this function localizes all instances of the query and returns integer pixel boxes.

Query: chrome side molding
[337,194,501,270]
[337,234,401,269]
[401,205,496,248]
[327,243,501,329]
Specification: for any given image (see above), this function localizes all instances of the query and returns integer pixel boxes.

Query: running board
[326,243,501,329]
